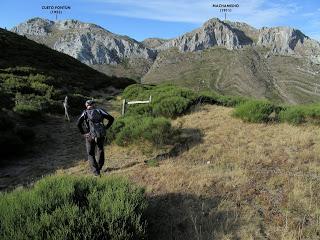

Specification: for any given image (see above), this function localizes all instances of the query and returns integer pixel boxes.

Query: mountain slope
[0,28,134,158]
[143,19,320,104]
[143,47,278,99]
[156,18,320,63]
[142,38,169,49]
[12,18,157,80]
[0,27,133,91]
[157,18,253,51]
[12,17,320,104]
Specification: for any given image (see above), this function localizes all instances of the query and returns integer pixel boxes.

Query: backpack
[85,109,106,139]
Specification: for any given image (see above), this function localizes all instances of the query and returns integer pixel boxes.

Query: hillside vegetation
[107,84,249,149]
[104,85,320,239]
[0,28,134,159]
[109,84,320,149]
[2,83,320,239]
[0,175,147,240]
[57,102,320,240]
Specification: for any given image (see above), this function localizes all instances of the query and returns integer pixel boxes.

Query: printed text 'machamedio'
[212,4,239,8]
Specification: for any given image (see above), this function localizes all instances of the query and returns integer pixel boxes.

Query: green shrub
[215,95,249,107]
[152,84,197,101]
[108,116,173,146]
[3,75,30,92]
[198,91,249,107]
[3,66,37,75]
[28,73,47,83]
[302,103,320,124]
[122,84,249,119]
[0,175,147,240]
[30,81,52,95]
[13,103,40,117]
[2,73,53,96]
[153,96,190,118]
[233,100,275,123]
[122,84,152,99]
[122,84,196,118]
[126,104,153,116]
[149,84,196,105]
[13,93,51,117]
[279,106,305,124]
[279,104,320,125]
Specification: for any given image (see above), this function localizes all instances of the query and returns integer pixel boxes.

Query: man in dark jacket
[77,100,114,176]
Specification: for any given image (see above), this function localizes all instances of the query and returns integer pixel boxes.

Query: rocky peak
[12,18,157,65]
[11,17,320,68]
[257,27,307,54]
[54,19,104,31]
[158,18,253,52]
[155,18,320,64]
[255,26,320,63]
[12,17,54,36]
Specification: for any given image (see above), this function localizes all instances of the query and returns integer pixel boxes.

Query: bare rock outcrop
[12,18,157,65]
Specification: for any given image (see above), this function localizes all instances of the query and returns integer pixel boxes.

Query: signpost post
[63,96,70,122]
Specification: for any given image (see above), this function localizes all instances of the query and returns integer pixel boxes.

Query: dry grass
[102,105,320,239]
[4,104,320,239]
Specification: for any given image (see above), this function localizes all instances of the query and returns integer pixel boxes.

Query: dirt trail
[0,116,86,191]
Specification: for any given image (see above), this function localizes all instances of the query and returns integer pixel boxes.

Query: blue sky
[1,0,320,41]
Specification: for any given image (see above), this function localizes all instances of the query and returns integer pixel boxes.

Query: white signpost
[122,96,152,116]
[63,96,70,122]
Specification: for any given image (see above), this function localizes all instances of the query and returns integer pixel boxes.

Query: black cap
[85,99,95,106]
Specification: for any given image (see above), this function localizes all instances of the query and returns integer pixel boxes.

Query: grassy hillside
[142,46,320,104]
[61,104,320,240]
[0,28,134,91]
[2,83,320,239]
[0,28,134,158]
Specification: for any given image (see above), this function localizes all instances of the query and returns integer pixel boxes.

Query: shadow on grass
[104,161,141,172]
[106,127,204,171]
[153,128,203,161]
[0,116,86,191]
[146,193,240,240]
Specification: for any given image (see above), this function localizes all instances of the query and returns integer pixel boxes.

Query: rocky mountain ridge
[11,17,320,103]
[12,17,320,66]
[157,18,320,64]
[12,18,157,65]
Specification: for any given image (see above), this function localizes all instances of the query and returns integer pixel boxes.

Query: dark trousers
[85,137,105,174]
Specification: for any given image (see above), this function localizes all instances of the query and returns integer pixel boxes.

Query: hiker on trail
[77,100,114,176]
